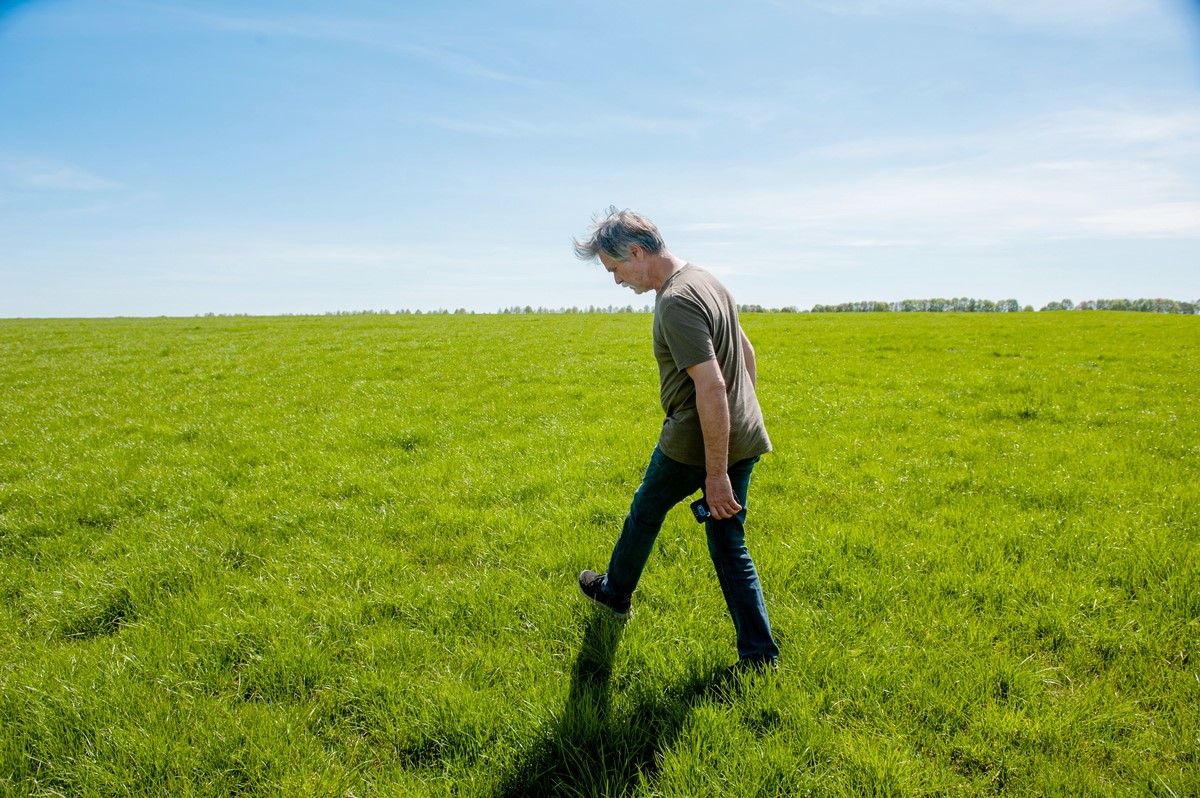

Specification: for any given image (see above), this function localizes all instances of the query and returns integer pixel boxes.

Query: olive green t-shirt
[652,264,771,468]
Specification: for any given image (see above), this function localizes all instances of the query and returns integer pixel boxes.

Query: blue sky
[1,0,1198,316]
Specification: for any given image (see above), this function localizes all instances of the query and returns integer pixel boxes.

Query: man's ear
[627,244,644,261]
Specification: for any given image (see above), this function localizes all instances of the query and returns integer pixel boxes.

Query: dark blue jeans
[602,446,780,661]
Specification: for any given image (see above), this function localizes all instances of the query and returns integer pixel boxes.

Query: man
[572,207,780,670]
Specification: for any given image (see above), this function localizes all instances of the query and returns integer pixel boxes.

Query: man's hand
[705,473,742,520]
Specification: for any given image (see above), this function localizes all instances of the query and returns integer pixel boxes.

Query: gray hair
[573,206,666,262]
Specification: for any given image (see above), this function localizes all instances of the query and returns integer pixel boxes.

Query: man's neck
[649,251,688,291]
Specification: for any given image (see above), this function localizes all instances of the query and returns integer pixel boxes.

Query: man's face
[599,251,651,295]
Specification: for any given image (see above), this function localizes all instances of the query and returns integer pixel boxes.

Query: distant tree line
[805,298,1198,314]
[809,298,1025,313]
[256,306,654,316]
[497,304,652,314]
[203,306,651,317]
[738,305,801,313]
[1041,298,1198,314]
[200,297,1197,317]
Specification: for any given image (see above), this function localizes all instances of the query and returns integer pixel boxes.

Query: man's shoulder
[660,266,726,303]
[672,263,716,287]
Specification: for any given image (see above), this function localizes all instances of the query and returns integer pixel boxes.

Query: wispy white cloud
[788,0,1167,29]
[256,243,442,268]
[0,156,123,191]
[813,109,1200,163]
[672,107,1200,247]
[670,93,790,131]
[678,222,738,232]
[130,2,535,85]
[730,163,1198,245]
[426,110,704,139]
[425,116,580,139]
[1082,202,1200,236]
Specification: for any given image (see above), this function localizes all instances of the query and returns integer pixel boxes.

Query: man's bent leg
[705,457,780,661]
[603,446,703,601]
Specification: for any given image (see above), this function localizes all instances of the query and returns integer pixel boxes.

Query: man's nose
[613,273,622,285]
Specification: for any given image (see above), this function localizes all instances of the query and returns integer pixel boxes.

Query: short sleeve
[658,294,714,371]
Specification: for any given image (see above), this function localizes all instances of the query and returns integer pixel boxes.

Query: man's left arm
[740,326,757,387]
[686,358,741,520]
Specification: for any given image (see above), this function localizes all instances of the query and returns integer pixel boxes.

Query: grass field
[0,311,1196,797]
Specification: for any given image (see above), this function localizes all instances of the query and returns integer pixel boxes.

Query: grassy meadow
[0,311,1196,797]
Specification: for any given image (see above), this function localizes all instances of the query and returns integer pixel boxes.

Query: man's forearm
[694,377,731,477]
[686,358,741,518]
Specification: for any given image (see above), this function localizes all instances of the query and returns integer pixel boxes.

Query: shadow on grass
[496,610,734,798]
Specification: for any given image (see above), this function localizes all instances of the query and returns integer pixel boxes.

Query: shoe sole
[583,593,628,619]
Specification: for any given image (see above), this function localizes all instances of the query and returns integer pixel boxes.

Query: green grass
[0,312,1196,797]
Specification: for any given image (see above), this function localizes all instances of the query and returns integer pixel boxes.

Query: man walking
[573,207,780,670]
